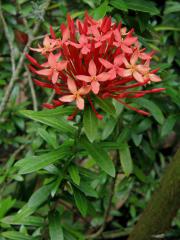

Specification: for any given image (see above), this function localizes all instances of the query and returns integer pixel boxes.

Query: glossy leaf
[83,106,98,143]
[134,98,164,124]
[73,188,88,217]
[49,212,64,240]
[119,142,133,176]
[15,144,72,174]
[82,138,115,177]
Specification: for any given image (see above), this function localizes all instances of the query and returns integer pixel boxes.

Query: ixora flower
[27,13,164,119]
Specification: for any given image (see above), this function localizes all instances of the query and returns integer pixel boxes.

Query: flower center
[91,76,97,81]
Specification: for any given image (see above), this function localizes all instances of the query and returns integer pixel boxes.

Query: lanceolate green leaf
[49,212,64,240]
[15,144,72,174]
[20,106,74,117]
[1,231,38,240]
[161,115,177,137]
[93,0,108,20]
[134,98,164,124]
[82,138,115,177]
[73,188,88,217]
[125,0,159,15]
[95,96,116,117]
[119,142,133,176]
[110,0,128,11]
[68,165,80,185]
[19,109,75,134]
[83,106,98,143]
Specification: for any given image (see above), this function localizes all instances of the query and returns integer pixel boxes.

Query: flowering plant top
[26,13,164,119]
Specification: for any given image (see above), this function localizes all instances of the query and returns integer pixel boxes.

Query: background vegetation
[0,0,179,239]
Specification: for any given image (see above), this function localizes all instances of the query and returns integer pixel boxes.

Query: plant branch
[0,0,16,72]
[25,65,38,111]
[0,0,51,116]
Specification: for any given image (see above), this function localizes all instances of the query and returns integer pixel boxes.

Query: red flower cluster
[26,13,164,119]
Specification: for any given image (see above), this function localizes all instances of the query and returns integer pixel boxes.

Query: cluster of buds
[26,13,164,119]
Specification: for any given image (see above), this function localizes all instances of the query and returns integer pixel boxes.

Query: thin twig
[25,65,38,111]
[0,0,51,116]
[0,0,16,72]
[47,90,55,103]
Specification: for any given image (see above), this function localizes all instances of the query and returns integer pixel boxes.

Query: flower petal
[133,71,144,82]
[122,69,132,77]
[121,44,132,54]
[43,35,50,47]
[97,72,109,81]
[48,52,56,67]
[88,59,97,76]
[149,74,161,82]
[114,29,121,42]
[81,46,90,54]
[123,36,137,46]
[76,96,84,110]
[78,86,91,95]
[56,60,67,71]
[76,75,91,82]
[114,54,123,66]
[130,51,139,65]
[108,69,116,80]
[99,58,113,69]
[59,95,75,102]
[67,78,77,93]
[36,69,52,76]
[52,70,59,84]
[117,68,125,77]
[136,64,150,74]
[91,81,100,94]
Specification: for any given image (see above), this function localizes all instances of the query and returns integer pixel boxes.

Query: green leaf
[125,0,159,15]
[101,117,117,140]
[95,96,116,117]
[68,165,80,185]
[77,181,98,198]
[12,184,53,221]
[15,144,72,174]
[73,188,88,217]
[161,115,177,138]
[1,231,37,240]
[119,142,133,176]
[82,138,115,177]
[134,98,164,124]
[164,1,180,15]
[49,212,64,240]
[28,185,52,208]
[0,197,16,219]
[110,0,128,11]
[1,215,43,226]
[38,128,58,149]
[19,108,75,134]
[83,106,98,143]
[2,4,16,15]
[93,1,108,20]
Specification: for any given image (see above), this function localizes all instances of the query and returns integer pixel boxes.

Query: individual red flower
[76,60,109,94]
[27,13,164,118]
[69,34,90,54]
[99,54,124,79]
[30,35,58,55]
[59,78,91,110]
[36,52,67,84]
[122,51,150,82]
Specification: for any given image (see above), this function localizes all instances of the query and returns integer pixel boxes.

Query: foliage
[0,0,179,239]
